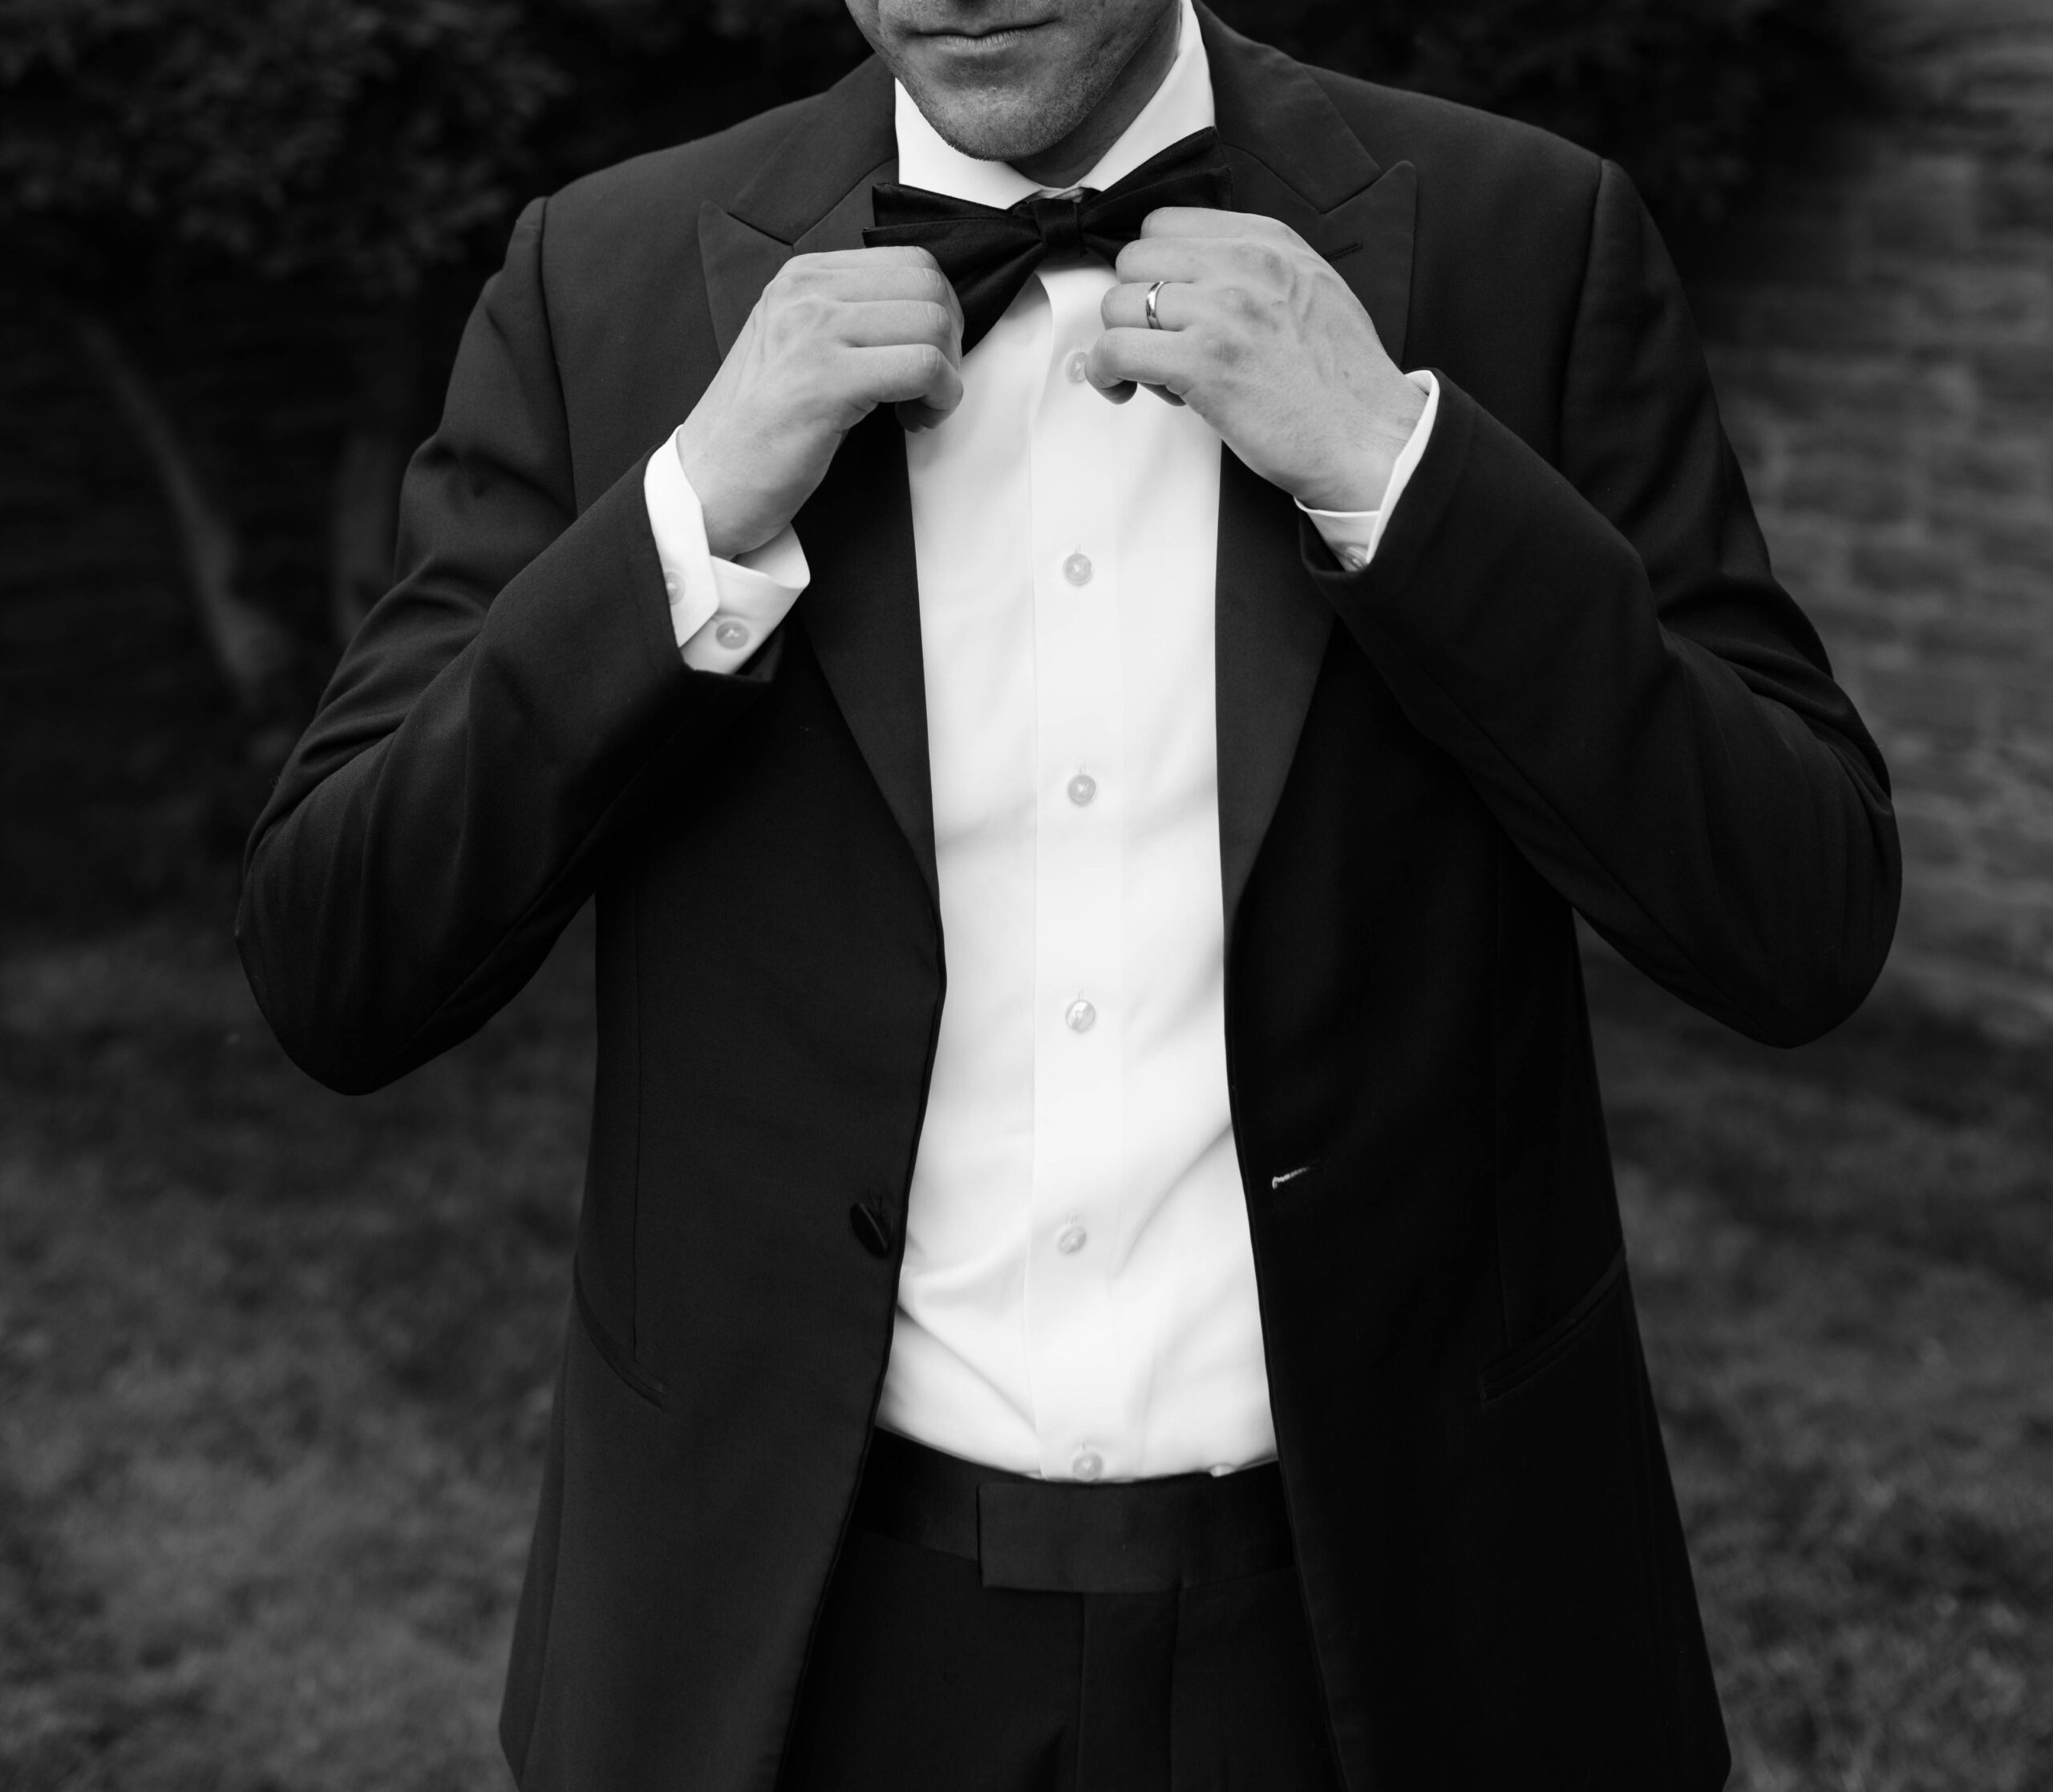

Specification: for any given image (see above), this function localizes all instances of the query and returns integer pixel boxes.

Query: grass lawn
[1,916,2047,1790]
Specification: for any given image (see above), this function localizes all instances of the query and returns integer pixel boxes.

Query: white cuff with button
[1297,368,1441,574]
[643,424,811,673]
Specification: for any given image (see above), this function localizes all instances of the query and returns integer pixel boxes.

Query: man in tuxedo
[237,0,1900,1786]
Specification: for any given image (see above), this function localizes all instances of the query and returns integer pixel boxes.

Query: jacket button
[848,1201,893,1258]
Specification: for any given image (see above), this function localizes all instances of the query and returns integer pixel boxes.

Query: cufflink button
[848,1201,893,1259]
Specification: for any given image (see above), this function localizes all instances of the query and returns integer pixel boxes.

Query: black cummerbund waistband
[851,1430,1295,1595]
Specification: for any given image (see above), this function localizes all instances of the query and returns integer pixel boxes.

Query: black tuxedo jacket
[239,12,1899,1790]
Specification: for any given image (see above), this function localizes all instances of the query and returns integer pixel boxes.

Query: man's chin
[905,80,1095,168]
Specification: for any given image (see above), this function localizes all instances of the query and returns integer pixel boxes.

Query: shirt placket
[1024,261,1131,1482]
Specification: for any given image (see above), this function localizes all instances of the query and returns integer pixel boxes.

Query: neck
[1010,3,1182,188]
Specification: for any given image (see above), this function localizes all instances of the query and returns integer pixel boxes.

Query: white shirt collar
[893,0,1214,209]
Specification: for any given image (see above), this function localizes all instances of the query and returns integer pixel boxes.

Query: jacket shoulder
[544,89,830,232]
[1311,67,1604,229]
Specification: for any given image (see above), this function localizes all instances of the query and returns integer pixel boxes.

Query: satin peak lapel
[1200,6,1419,940]
[697,206,789,359]
[695,63,939,908]
[696,54,894,355]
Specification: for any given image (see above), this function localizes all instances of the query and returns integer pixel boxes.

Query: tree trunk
[328,307,422,648]
[71,313,296,714]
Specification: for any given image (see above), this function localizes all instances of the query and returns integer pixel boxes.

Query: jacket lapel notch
[726,55,897,244]
[1200,5,1379,209]
[1199,3,1416,360]
[699,167,897,360]
[699,55,899,358]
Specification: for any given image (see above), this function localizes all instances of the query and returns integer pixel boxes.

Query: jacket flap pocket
[574,1268,668,1409]
[1478,1247,1628,1406]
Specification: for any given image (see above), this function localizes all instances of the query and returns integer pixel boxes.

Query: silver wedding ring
[1144,278,1167,330]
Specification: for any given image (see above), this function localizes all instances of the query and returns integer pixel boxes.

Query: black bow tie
[865,127,1234,353]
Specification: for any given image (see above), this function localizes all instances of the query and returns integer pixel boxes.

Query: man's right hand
[676,247,964,559]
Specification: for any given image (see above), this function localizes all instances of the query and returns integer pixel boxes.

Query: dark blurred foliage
[0,0,868,305]
[0,1,565,304]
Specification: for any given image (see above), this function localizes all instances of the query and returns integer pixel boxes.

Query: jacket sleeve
[237,196,771,1094]
[1313,159,1901,1046]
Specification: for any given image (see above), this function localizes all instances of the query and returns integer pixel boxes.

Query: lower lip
[928,24,1046,51]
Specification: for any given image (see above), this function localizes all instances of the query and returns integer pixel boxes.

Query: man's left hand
[1091,208,1426,513]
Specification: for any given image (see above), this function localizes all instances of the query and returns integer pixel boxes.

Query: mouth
[923,18,1052,47]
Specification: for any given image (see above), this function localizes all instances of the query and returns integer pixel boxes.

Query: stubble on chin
[875,0,1179,172]
[901,72,1103,166]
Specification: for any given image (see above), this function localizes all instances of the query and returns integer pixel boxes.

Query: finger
[929,263,966,340]
[897,395,955,431]
[1087,327,1191,400]
[781,265,958,308]
[775,253,962,326]
[1138,206,1302,243]
[1116,232,1322,289]
[1111,237,1224,285]
[848,342,964,418]
[788,245,947,273]
[836,247,966,341]
[1099,277,1204,334]
[836,297,961,358]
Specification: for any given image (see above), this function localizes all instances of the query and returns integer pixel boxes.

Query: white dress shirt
[644,0,1437,1481]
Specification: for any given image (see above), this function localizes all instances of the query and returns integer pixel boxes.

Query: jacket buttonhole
[848,1200,893,1258]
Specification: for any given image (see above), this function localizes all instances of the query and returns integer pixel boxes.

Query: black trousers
[780,1434,1344,1792]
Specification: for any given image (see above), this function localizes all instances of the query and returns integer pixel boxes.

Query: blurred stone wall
[1693,0,2053,1035]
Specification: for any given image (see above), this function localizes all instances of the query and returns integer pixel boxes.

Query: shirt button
[1062,552,1093,587]
[1056,1222,1087,1255]
[1067,772,1096,807]
[713,617,751,649]
[1065,350,1090,383]
[1072,1449,1103,1481]
[1064,998,1096,1034]
[1341,545,1370,572]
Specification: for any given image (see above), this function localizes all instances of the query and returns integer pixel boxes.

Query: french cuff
[642,425,810,673]
[1298,370,1441,572]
